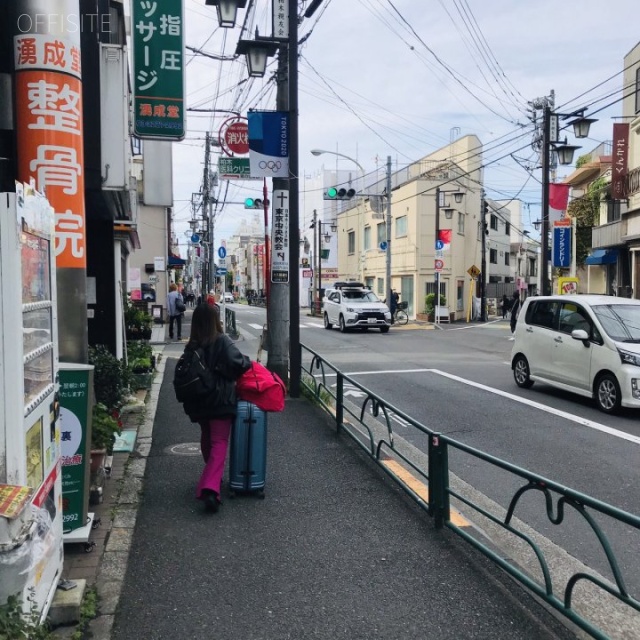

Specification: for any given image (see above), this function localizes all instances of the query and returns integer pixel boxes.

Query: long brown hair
[188,303,223,348]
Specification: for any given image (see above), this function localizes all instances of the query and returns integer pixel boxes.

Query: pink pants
[196,417,232,499]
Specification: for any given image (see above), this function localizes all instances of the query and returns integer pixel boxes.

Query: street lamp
[205,0,248,28]
[433,186,464,325]
[540,108,596,295]
[235,33,279,78]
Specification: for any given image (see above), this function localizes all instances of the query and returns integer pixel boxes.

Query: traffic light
[323,186,356,201]
[244,198,269,209]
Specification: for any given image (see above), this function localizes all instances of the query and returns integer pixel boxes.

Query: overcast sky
[170,0,639,254]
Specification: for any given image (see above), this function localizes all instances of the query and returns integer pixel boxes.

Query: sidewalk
[55,344,576,640]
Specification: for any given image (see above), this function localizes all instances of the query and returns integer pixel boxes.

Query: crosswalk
[244,321,323,331]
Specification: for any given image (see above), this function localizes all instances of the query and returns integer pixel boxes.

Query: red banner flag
[438,229,452,246]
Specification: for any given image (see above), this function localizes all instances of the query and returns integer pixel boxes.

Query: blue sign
[218,246,227,259]
[216,267,227,276]
[552,226,571,268]
[248,110,289,178]
[379,241,388,251]
[435,239,444,250]
[191,233,200,244]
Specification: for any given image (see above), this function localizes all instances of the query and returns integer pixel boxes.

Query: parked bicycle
[393,301,409,325]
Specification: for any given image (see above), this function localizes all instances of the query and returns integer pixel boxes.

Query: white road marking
[248,323,264,330]
[428,369,640,446]
[312,366,640,445]
[446,319,504,331]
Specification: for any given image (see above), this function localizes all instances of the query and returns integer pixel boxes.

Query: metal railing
[300,344,640,640]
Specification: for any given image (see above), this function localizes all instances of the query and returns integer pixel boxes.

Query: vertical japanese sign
[14,33,86,269]
[612,123,629,200]
[248,111,289,178]
[271,189,289,283]
[59,366,93,533]
[272,0,289,39]
[552,224,571,268]
[132,0,185,140]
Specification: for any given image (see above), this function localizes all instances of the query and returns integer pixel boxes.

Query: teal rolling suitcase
[229,401,267,497]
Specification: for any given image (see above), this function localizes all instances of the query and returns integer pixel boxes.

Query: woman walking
[182,304,251,512]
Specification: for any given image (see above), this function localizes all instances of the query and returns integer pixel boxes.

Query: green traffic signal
[244,198,269,209]
[323,186,356,201]
[245,197,255,208]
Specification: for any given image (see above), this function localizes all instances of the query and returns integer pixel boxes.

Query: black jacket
[184,335,251,422]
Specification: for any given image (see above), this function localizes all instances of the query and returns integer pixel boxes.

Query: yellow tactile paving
[382,459,470,528]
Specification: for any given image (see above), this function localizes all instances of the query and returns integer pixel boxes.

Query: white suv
[511,294,640,414]
[323,283,391,333]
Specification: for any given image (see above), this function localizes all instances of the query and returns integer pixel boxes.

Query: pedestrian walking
[501,294,510,319]
[167,283,184,341]
[182,304,251,512]
[390,289,399,323]
[510,291,521,333]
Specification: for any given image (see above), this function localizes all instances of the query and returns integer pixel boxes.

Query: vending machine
[0,186,63,619]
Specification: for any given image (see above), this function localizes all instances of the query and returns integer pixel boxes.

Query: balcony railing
[592,219,626,249]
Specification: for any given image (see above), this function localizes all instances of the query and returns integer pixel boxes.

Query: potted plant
[89,344,131,409]
[90,403,122,471]
[424,293,447,322]
[127,340,155,389]
[124,298,153,340]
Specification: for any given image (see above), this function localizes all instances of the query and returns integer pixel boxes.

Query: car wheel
[595,373,621,414]
[513,355,534,388]
[339,315,347,333]
[323,313,333,330]
[380,326,390,333]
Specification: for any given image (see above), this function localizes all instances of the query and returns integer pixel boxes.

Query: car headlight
[346,307,355,313]
[618,348,640,367]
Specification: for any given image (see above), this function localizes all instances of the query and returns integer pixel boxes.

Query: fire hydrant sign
[132,0,185,140]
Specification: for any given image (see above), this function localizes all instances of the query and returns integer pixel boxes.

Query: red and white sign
[219,117,249,156]
[434,259,444,272]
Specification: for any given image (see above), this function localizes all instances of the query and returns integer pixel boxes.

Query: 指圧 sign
[132,0,185,140]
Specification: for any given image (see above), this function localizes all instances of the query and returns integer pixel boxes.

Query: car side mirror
[571,329,589,345]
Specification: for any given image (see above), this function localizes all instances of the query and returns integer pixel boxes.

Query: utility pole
[203,132,211,293]
[268,47,290,387]
[540,103,551,296]
[480,191,487,321]
[385,155,392,310]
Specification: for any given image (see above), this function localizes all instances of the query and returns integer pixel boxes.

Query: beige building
[336,136,483,320]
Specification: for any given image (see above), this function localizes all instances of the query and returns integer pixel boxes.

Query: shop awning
[168,255,186,267]
[585,249,618,265]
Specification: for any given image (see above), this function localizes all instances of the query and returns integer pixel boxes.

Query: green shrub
[91,403,122,453]
[88,345,130,409]
[0,593,53,640]
[424,293,446,315]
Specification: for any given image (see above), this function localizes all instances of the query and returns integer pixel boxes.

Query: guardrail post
[428,433,450,529]
[336,373,344,434]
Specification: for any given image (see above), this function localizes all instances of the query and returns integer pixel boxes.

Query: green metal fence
[300,343,640,640]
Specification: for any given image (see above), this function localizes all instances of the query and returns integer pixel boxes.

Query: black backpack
[173,347,217,403]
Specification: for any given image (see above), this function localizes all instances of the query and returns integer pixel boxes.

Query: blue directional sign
[191,233,200,243]
[216,267,227,276]
[379,241,388,251]
[218,246,227,259]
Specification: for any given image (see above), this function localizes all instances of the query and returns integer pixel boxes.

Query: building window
[364,226,371,251]
[377,223,385,246]
[490,248,498,264]
[377,278,384,296]
[426,281,446,299]
[490,215,499,231]
[365,277,374,290]
[348,231,355,254]
[458,212,465,234]
[528,257,537,277]
[456,279,464,311]
[505,222,510,236]
[504,252,510,266]
[395,215,407,238]
[607,199,621,222]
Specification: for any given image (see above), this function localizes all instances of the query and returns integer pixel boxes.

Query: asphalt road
[231,305,640,604]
